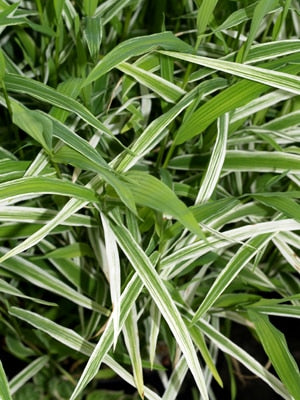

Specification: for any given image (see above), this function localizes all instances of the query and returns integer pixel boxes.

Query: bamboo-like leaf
[9,356,48,395]
[195,113,228,204]
[9,306,162,400]
[101,213,121,349]
[161,51,300,95]
[52,144,136,213]
[123,304,144,399]
[110,222,209,400]
[116,78,226,171]
[196,0,218,36]
[83,32,193,86]
[0,176,98,206]
[11,101,52,152]
[236,0,279,62]
[70,273,144,400]
[0,361,12,400]
[0,248,109,315]
[117,61,185,103]
[149,302,161,368]
[125,170,203,238]
[161,355,188,400]
[248,303,300,318]
[0,277,56,306]
[248,311,300,400]
[194,317,291,399]
[161,219,300,276]
[4,73,114,138]
[169,151,300,173]
[253,195,300,222]
[192,234,272,321]
[84,15,102,59]
[0,206,96,227]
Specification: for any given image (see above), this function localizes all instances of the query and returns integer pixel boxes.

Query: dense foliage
[0,0,300,399]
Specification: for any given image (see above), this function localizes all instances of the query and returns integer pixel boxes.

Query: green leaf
[83,32,194,86]
[36,242,94,259]
[236,0,279,62]
[169,151,300,173]
[84,15,102,59]
[196,0,218,36]
[0,248,109,315]
[110,222,209,400]
[4,73,115,140]
[9,356,49,395]
[253,195,300,222]
[52,144,136,213]
[123,305,144,399]
[0,176,98,205]
[195,317,291,399]
[248,311,300,400]
[11,101,52,152]
[0,361,12,400]
[125,171,203,238]
[117,61,185,103]
[192,234,272,321]
[160,50,300,94]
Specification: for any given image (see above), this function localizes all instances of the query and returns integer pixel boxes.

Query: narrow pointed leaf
[192,234,272,321]
[111,223,209,400]
[248,311,300,400]
[83,32,194,86]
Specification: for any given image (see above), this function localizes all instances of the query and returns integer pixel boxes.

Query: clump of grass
[0,1,299,399]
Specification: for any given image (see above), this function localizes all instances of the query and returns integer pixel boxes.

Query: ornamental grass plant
[0,1,300,399]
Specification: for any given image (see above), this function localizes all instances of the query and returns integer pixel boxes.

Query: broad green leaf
[4,73,115,139]
[52,144,136,213]
[83,32,194,86]
[160,50,300,94]
[0,361,12,400]
[174,79,266,144]
[248,311,300,400]
[11,101,52,152]
[110,223,209,400]
[0,176,98,205]
[188,324,223,387]
[9,356,49,395]
[0,248,109,315]
[192,234,272,321]
[253,195,300,222]
[125,170,203,238]
[0,47,5,81]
